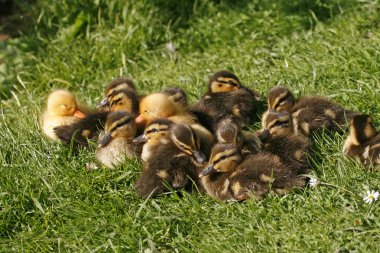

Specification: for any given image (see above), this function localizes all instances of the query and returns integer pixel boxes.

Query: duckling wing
[54,111,108,148]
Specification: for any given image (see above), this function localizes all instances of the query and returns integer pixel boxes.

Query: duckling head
[97,77,135,109]
[133,118,173,144]
[162,87,188,112]
[216,118,240,144]
[108,89,139,115]
[135,93,177,125]
[199,143,242,177]
[47,89,85,118]
[261,111,293,140]
[267,86,295,112]
[349,114,377,145]
[208,70,241,94]
[98,111,136,148]
[171,124,207,164]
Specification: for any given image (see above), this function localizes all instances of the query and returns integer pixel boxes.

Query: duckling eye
[218,84,223,87]
[220,155,227,160]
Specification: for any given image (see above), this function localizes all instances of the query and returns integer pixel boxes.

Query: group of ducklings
[40,70,380,201]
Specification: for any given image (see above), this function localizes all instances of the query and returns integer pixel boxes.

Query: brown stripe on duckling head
[267,86,295,112]
[109,89,139,114]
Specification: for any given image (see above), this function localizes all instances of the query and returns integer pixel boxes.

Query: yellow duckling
[40,89,87,140]
[54,89,139,148]
[343,114,380,167]
[135,92,196,126]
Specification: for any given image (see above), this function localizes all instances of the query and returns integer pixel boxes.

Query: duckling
[207,70,261,101]
[97,77,136,109]
[343,114,380,167]
[216,118,261,157]
[40,89,87,140]
[134,91,215,153]
[135,92,196,125]
[190,70,262,131]
[96,111,140,168]
[259,111,311,175]
[161,87,188,113]
[199,143,307,201]
[266,86,296,112]
[54,89,139,148]
[133,120,206,197]
[267,86,356,136]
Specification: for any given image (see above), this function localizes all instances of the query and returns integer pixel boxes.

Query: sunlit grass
[0,0,379,252]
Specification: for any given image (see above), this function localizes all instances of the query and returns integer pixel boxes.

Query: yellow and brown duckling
[216,118,261,157]
[133,120,206,197]
[54,89,139,148]
[266,86,357,136]
[259,111,311,175]
[96,111,141,169]
[190,70,262,131]
[40,89,87,140]
[199,143,308,201]
[343,114,380,167]
[97,77,136,110]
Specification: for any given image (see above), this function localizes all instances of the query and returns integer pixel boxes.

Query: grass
[1,0,380,251]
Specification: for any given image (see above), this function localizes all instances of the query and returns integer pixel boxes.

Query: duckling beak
[98,132,112,147]
[73,110,86,119]
[193,150,207,164]
[135,114,146,124]
[258,128,270,142]
[96,97,109,109]
[199,164,215,178]
[133,134,148,143]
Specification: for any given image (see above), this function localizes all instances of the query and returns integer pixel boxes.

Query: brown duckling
[199,143,307,201]
[96,111,140,168]
[54,89,139,148]
[259,111,311,175]
[40,89,87,140]
[267,86,356,136]
[97,77,136,110]
[133,120,206,197]
[216,118,261,157]
[343,114,380,167]
[190,70,262,131]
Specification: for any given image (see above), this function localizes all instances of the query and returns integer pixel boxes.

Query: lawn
[1,0,380,252]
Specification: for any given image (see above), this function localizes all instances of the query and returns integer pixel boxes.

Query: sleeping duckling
[135,92,196,125]
[54,89,139,148]
[259,111,311,175]
[96,111,140,168]
[133,120,206,197]
[41,89,87,140]
[267,86,356,136]
[343,114,380,167]
[216,118,261,157]
[199,143,307,201]
[97,77,136,109]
